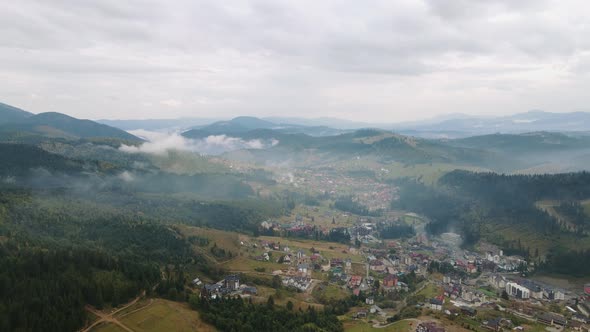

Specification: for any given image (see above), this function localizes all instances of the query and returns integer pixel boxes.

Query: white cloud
[120,129,278,155]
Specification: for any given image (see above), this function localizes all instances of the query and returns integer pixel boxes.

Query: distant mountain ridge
[394,110,590,138]
[183,116,350,137]
[100,110,590,138]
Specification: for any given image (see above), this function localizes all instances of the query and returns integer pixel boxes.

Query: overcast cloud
[1,0,590,122]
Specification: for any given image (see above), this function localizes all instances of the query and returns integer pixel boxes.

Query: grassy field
[342,318,414,332]
[583,199,590,216]
[257,236,363,263]
[536,200,577,231]
[176,225,242,256]
[93,323,128,332]
[416,283,442,299]
[219,254,284,272]
[276,204,358,230]
[105,299,216,332]
[378,162,486,186]
[313,283,349,302]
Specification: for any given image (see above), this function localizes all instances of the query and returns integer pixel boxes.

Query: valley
[1,104,590,332]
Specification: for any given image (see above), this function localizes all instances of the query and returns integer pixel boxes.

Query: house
[241,286,258,295]
[461,306,477,317]
[192,277,202,286]
[202,283,222,298]
[383,274,398,288]
[355,311,368,319]
[427,298,443,311]
[416,322,445,332]
[345,258,352,271]
[297,250,305,259]
[369,260,386,272]
[544,289,565,301]
[298,263,309,274]
[572,314,589,324]
[224,275,240,291]
[366,296,375,305]
[348,275,363,288]
[482,318,503,332]
[489,274,507,289]
[518,280,543,299]
[310,253,322,262]
[538,312,567,327]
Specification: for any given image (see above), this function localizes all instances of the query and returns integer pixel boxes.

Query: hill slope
[0,102,33,124]
[0,143,86,175]
[0,104,141,142]
[184,127,496,166]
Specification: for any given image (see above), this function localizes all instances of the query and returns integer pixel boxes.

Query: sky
[1,0,590,123]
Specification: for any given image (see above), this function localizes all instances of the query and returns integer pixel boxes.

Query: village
[191,211,590,332]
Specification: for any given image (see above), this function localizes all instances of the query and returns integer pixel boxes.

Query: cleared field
[415,283,442,299]
[583,200,590,216]
[93,323,128,332]
[219,255,284,272]
[276,204,358,230]
[257,236,363,263]
[378,162,486,186]
[313,283,349,302]
[343,318,414,332]
[117,299,216,332]
[176,225,242,255]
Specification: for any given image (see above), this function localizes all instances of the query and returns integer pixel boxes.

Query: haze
[2,0,590,122]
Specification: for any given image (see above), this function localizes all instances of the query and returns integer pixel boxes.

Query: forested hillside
[394,170,590,275]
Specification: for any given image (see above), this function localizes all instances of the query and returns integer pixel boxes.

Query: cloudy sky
[1,0,590,122]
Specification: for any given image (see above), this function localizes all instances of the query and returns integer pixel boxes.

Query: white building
[506,282,530,299]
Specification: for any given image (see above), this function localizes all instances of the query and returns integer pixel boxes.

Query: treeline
[189,295,343,332]
[334,196,382,216]
[0,189,203,331]
[392,179,482,246]
[276,226,351,244]
[2,191,193,262]
[555,201,588,233]
[394,171,590,273]
[379,223,415,239]
[0,242,160,332]
[539,249,590,277]
[394,171,590,241]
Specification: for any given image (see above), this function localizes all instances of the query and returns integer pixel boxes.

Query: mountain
[446,132,590,173]
[395,111,590,138]
[183,116,350,138]
[184,126,495,166]
[449,131,590,153]
[184,125,590,172]
[0,102,33,124]
[261,116,376,130]
[98,117,221,131]
[190,116,278,135]
[0,104,141,142]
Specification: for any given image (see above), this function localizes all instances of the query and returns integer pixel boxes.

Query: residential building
[506,282,530,299]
